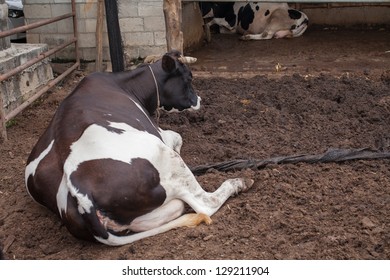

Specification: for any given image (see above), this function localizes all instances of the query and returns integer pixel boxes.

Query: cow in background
[200,2,309,41]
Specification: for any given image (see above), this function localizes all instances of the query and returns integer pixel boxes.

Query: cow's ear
[161,54,177,73]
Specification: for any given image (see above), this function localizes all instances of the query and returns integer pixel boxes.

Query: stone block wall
[22,0,204,66]
[118,0,167,64]
[23,0,169,64]
[0,44,53,115]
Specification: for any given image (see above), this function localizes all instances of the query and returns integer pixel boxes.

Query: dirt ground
[0,26,389,260]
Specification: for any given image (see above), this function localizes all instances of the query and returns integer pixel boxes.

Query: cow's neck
[117,64,161,116]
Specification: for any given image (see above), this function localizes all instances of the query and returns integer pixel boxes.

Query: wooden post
[163,0,183,54]
[95,0,104,72]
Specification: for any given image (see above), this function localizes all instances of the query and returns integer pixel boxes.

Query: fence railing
[0,0,80,141]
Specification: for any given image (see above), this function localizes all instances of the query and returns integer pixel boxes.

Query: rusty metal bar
[0,0,79,141]
[0,13,74,39]
[0,38,77,82]
[71,0,80,67]
[5,61,80,122]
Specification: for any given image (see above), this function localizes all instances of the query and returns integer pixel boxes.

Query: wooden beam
[0,93,7,141]
[163,0,183,54]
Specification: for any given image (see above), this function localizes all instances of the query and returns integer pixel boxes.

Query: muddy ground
[0,27,389,260]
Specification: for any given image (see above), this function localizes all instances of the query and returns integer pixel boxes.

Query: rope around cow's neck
[148,65,160,124]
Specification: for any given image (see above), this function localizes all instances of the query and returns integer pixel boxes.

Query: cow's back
[235,3,288,34]
[25,72,161,214]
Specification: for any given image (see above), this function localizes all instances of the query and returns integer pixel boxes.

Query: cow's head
[288,9,309,37]
[157,50,201,112]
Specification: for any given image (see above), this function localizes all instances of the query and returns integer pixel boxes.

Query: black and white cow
[200,2,309,40]
[25,51,254,246]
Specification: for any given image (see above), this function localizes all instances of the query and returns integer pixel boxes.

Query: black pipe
[104,0,124,72]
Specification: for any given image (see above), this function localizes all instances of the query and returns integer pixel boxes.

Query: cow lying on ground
[200,2,309,41]
[25,51,254,246]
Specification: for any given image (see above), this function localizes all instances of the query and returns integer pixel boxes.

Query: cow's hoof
[240,35,250,41]
[243,178,254,191]
[234,178,254,195]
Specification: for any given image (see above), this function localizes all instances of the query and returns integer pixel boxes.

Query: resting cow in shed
[200,2,309,41]
[25,51,254,246]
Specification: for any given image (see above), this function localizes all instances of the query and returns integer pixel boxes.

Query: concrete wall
[23,0,169,65]
[301,5,390,26]
[0,44,53,115]
[23,0,204,66]
[1,0,53,117]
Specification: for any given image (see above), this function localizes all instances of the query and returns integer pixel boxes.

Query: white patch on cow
[61,122,164,216]
[95,212,212,246]
[192,96,202,111]
[76,192,93,214]
[128,96,157,129]
[97,199,185,233]
[159,128,182,153]
[25,140,54,197]
[56,175,69,217]
[207,18,237,33]
[25,140,54,179]
[164,96,202,113]
[274,29,292,39]
[291,21,308,37]
[129,199,185,231]
[202,9,214,19]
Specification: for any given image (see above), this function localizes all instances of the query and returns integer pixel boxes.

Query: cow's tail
[81,202,110,240]
[64,174,110,240]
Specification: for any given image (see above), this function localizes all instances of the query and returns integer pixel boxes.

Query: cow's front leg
[159,146,254,219]
[159,129,183,154]
[207,18,236,33]
[240,32,274,40]
[164,160,254,217]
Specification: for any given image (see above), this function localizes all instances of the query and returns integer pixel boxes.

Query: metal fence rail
[0,0,79,141]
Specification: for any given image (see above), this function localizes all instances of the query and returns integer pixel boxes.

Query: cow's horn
[178,56,197,64]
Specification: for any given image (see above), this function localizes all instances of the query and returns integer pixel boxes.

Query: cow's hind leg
[128,199,185,232]
[180,178,254,217]
[95,212,212,246]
